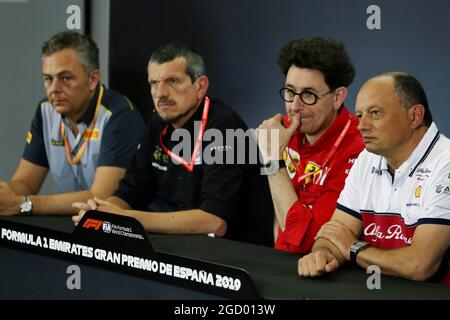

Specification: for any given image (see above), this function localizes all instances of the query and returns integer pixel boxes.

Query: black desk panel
[0,245,221,299]
[1,216,449,299]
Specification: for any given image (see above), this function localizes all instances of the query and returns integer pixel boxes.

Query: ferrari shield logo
[304,161,321,184]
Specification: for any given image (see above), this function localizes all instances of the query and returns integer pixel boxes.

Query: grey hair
[149,43,205,82]
[41,31,99,72]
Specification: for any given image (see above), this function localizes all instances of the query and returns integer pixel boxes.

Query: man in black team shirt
[73,43,274,246]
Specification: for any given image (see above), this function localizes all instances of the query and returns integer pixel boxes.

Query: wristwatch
[19,196,33,216]
[262,159,286,175]
[349,240,369,264]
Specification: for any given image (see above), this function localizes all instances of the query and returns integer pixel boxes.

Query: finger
[257,119,269,130]
[94,197,110,206]
[325,257,340,273]
[306,253,321,277]
[87,198,98,210]
[298,256,310,277]
[72,214,79,225]
[315,252,329,275]
[72,202,90,210]
[297,258,303,276]
[287,113,300,134]
[273,113,284,122]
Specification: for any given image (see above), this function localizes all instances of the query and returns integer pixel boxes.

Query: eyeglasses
[279,87,335,105]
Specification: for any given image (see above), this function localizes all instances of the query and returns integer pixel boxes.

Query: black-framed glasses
[279,87,335,105]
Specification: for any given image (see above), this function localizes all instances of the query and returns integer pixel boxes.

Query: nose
[154,81,169,98]
[290,95,305,112]
[358,113,370,131]
[47,77,62,95]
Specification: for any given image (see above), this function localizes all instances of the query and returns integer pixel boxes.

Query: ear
[333,87,348,111]
[409,104,425,129]
[195,75,209,100]
[89,69,100,91]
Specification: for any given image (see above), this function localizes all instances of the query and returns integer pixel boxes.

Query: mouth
[299,115,313,124]
[157,100,176,109]
[52,99,67,106]
[362,136,375,143]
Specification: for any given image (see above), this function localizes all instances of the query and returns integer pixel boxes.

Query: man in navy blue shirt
[0,31,145,216]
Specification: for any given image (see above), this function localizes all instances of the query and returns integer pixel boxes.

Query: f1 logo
[82,218,103,230]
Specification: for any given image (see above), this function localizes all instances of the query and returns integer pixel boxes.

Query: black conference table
[0,216,449,300]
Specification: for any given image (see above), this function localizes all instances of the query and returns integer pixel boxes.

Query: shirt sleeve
[198,113,247,222]
[97,107,145,169]
[418,159,450,225]
[278,148,363,254]
[113,124,157,210]
[22,102,49,167]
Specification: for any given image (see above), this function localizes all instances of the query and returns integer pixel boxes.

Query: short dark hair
[41,31,99,71]
[381,72,432,127]
[277,37,355,89]
[149,43,205,82]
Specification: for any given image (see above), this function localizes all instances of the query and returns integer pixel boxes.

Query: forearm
[122,209,227,236]
[355,246,441,281]
[29,190,94,215]
[312,237,346,265]
[106,196,132,210]
[267,169,298,230]
[8,180,34,196]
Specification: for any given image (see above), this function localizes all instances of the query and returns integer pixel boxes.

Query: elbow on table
[406,259,441,282]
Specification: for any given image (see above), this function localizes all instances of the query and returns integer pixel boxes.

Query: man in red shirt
[257,37,364,254]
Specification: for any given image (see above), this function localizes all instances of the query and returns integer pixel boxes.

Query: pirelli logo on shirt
[26,131,32,144]
[83,128,100,140]
[51,139,65,146]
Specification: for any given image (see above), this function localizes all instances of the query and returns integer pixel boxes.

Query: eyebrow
[355,104,382,112]
[148,74,181,82]
[285,84,318,92]
[42,70,73,77]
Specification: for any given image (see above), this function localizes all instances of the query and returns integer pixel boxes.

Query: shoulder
[207,99,248,130]
[426,133,450,173]
[101,87,138,115]
[100,88,145,128]
[434,133,450,157]
[353,149,379,170]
